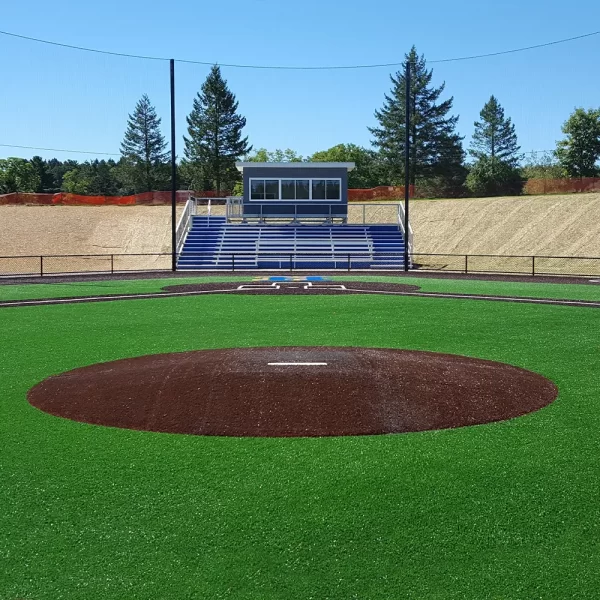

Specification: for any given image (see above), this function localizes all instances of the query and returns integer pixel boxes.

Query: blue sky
[1,0,599,163]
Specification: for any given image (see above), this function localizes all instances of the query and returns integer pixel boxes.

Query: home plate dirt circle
[28,347,558,437]
[161,281,422,295]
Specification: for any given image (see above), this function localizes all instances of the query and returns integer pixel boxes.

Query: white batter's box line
[304,284,347,290]
[236,283,280,290]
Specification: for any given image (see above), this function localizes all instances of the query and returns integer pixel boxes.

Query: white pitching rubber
[267,362,328,366]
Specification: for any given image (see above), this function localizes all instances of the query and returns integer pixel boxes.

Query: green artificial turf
[0,275,250,301]
[1,273,600,302]
[1,293,600,599]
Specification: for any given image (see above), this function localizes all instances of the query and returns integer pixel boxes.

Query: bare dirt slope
[0,206,181,256]
[410,193,600,256]
[1,194,599,258]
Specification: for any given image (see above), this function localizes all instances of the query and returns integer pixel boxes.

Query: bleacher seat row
[177,216,407,270]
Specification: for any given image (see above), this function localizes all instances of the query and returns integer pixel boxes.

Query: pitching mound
[28,347,557,437]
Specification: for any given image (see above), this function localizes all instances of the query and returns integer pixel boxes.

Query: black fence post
[465,255,468,274]
[40,255,43,277]
[532,256,535,277]
[348,254,351,272]
[290,254,293,272]
[232,254,235,272]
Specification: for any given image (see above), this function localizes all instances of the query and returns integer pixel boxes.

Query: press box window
[281,179,310,200]
[311,179,340,200]
[312,180,326,200]
[250,179,280,200]
[326,179,340,200]
[250,177,340,201]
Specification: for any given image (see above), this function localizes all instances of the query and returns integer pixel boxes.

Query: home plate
[268,362,328,366]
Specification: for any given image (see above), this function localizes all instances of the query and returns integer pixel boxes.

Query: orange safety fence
[0,191,208,206]
[2,180,600,205]
[348,186,413,201]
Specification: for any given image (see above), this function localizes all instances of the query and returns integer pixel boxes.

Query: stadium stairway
[177,215,407,270]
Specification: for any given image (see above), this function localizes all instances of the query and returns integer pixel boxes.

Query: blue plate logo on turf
[253,276,333,282]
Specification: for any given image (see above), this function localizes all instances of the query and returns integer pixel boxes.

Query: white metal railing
[222,200,410,228]
[175,195,196,254]
[226,196,244,220]
[397,202,414,254]
[229,202,347,223]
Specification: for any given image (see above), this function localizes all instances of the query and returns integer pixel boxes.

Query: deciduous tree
[246,148,303,163]
[466,157,523,197]
[0,158,40,193]
[555,108,600,177]
[309,144,384,188]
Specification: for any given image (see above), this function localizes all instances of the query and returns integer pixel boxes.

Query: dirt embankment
[1,194,600,257]
[0,205,182,256]
[410,193,600,256]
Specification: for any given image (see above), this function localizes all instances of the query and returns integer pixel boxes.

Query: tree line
[2,50,600,198]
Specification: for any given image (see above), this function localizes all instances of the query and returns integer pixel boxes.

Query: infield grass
[1,292,599,599]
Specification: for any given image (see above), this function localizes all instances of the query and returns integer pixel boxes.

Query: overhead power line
[0,142,556,160]
[0,144,119,156]
[0,29,598,70]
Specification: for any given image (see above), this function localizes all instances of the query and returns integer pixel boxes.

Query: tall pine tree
[369,47,465,195]
[470,95,521,166]
[183,65,251,193]
[466,95,523,197]
[119,94,169,193]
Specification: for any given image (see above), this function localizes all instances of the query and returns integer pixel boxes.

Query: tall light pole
[404,61,411,272]
[170,59,177,272]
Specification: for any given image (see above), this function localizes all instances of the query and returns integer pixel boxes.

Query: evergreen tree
[470,96,521,166]
[29,156,55,193]
[467,96,523,196]
[84,160,120,195]
[183,65,251,193]
[46,159,79,193]
[120,94,169,193]
[555,108,600,177]
[369,46,465,194]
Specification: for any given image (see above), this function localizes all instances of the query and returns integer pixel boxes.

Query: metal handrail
[175,195,196,254]
[397,202,414,254]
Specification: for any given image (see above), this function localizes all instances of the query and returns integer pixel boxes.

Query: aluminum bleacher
[177,216,407,270]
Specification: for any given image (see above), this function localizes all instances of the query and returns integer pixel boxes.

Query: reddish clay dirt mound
[28,348,557,437]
